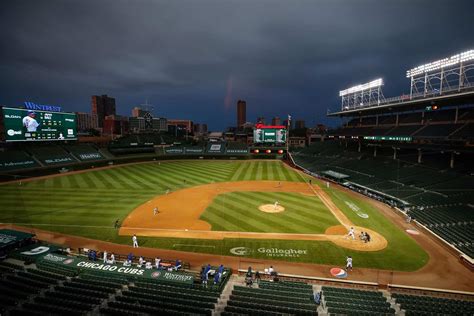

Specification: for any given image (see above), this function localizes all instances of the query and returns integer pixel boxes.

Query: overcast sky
[1,0,473,130]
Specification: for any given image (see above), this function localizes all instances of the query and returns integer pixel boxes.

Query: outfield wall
[0,152,283,182]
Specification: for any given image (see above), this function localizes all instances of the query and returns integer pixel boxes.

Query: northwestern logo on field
[63,259,74,265]
[230,247,252,256]
[24,101,62,112]
[151,271,161,278]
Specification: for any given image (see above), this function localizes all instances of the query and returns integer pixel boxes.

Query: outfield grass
[0,160,429,271]
[0,160,300,227]
[200,191,339,233]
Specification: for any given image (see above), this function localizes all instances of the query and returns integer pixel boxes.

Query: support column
[418,149,422,164]
[396,114,399,126]
[455,107,459,123]
[358,141,361,153]
[373,147,377,157]
[450,152,455,169]
[393,147,397,160]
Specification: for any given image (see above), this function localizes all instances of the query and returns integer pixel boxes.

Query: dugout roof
[0,229,35,251]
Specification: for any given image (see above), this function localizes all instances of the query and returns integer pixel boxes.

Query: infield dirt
[119,181,387,252]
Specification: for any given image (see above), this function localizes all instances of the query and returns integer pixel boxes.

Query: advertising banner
[40,253,194,285]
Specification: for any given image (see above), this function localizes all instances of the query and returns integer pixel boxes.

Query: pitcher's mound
[259,204,285,213]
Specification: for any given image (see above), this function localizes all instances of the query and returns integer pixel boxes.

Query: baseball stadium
[1,50,474,316]
[1,4,474,312]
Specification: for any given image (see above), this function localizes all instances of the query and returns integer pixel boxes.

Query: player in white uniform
[347,227,355,240]
[103,251,107,264]
[153,207,158,215]
[132,234,138,248]
[22,111,40,132]
[346,256,353,271]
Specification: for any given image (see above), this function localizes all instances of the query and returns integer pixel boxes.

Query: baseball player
[103,251,107,264]
[132,234,139,248]
[347,227,355,240]
[346,256,353,271]
[22,111,40,132]
[153,207,158,215]
[155,257,161,270]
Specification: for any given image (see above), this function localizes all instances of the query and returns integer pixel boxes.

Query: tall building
[91,95,116,127]
[271,117,281,126]
[237,100,246,129]
[103,115,129,135]
[256,117,265,125]
[168,119,193,133]
[75,112,98,131]
[295,119,306,129]
[131,106,147,118]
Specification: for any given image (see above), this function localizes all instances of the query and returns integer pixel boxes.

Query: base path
[119,181,387,252]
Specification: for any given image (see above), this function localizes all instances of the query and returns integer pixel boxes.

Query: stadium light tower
[406,49,474,99]
[339,78,385,111]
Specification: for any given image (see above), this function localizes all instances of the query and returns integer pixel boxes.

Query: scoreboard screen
[253,128,286,143]
[2,107,77,142]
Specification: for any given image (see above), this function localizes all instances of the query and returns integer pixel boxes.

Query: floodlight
[406,49,474,78]
[339,78,383,97]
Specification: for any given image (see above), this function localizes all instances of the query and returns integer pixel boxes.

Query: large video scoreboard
[253,124,287,144]
[2,107,77,142]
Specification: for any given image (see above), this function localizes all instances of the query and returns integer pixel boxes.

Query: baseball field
[0,160,428,271]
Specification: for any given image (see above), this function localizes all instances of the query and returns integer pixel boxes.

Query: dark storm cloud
[1,0,473,129]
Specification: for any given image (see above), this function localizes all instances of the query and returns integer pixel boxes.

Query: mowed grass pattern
[201,192,338,233]
[0,161,302,236]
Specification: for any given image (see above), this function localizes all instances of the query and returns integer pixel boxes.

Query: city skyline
[1,0,473,130]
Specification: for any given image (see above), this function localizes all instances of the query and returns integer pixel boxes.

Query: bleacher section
[26,145,77,166]
[291,140,474,258]
[0,149,40,172]
[2,246,474,316]
[101,280,219,315]
[393,293,474,316]
[63,144,105,161]
[0,244,230,316]
[323,286,395,315]
[224,280,317,316]
[331,107,474,140]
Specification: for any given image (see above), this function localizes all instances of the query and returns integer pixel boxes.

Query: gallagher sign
[229,246,308,258]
